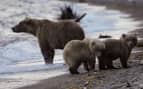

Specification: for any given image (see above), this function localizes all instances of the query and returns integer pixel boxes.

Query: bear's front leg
[38,38,55,64]
[83,61,89,72]
[120,56,128,68]
[88,59,95,72]
[43,49,55,64]
[98,57,106,70]
[105,59,117,69]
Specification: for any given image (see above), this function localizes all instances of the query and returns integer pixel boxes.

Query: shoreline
[18,0,143,89]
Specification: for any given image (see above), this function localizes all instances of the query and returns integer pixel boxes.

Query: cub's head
[88,39,105,56]
[121,33,138,48]
[12,18,40,35]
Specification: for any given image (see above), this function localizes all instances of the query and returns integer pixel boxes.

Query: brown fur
[98,34,137,70]
[12,18,85,64]
[63,38,105,74]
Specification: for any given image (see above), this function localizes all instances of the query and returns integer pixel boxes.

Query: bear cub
[63,38,105,74]
[98,33,137,70]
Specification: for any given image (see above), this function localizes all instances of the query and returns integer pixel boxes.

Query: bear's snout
[11,25,20,32]
[11,26,16,32]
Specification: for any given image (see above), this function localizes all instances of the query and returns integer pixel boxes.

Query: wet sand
[18,0,143,89]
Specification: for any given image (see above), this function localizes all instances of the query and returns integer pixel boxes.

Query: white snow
[0,0,142,89]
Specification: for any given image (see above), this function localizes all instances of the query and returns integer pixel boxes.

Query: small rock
[140,60,143,65]
[126,81,131,87]
[83,87,87,89]
[139,84,143,89]
[84,81,89,86]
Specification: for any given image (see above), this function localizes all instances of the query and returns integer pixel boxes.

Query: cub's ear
[122,34,126,38]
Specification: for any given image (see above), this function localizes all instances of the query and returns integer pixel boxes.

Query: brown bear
[12,18,85,64]
[98,33,137,70]
[63,38,105,74]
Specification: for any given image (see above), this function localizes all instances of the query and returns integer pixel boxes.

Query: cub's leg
[120,55,129,68]
[83,61,89,72]
[88,58,95,72]
[69,60,81,74]
[98,57,106,70]
[105,59,117,69]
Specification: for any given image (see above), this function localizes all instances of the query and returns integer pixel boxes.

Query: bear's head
[121,33,138,48]
[88,39,106,56]
[12,18,40,35]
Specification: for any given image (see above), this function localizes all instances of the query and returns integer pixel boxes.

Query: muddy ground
[18,0,143,89]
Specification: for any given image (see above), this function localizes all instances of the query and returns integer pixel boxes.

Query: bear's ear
[28,19,34,24]
[24,18,36,25]
[25,17,31,21]
[122,34,126,38]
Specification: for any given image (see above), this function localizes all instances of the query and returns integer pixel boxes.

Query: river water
[0,0,141,89]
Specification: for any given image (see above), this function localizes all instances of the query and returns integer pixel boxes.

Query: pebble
[139,84,143,89]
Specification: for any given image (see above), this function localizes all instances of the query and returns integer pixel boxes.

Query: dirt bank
[18,0,143,89]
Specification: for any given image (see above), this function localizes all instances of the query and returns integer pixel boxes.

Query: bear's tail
[75,13,87,22]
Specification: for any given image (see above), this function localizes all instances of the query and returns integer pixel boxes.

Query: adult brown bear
[98,34,137,70]
[12,18,85,64]
[63,38,105,74]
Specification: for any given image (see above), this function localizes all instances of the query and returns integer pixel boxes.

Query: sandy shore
[18,0,143,89]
